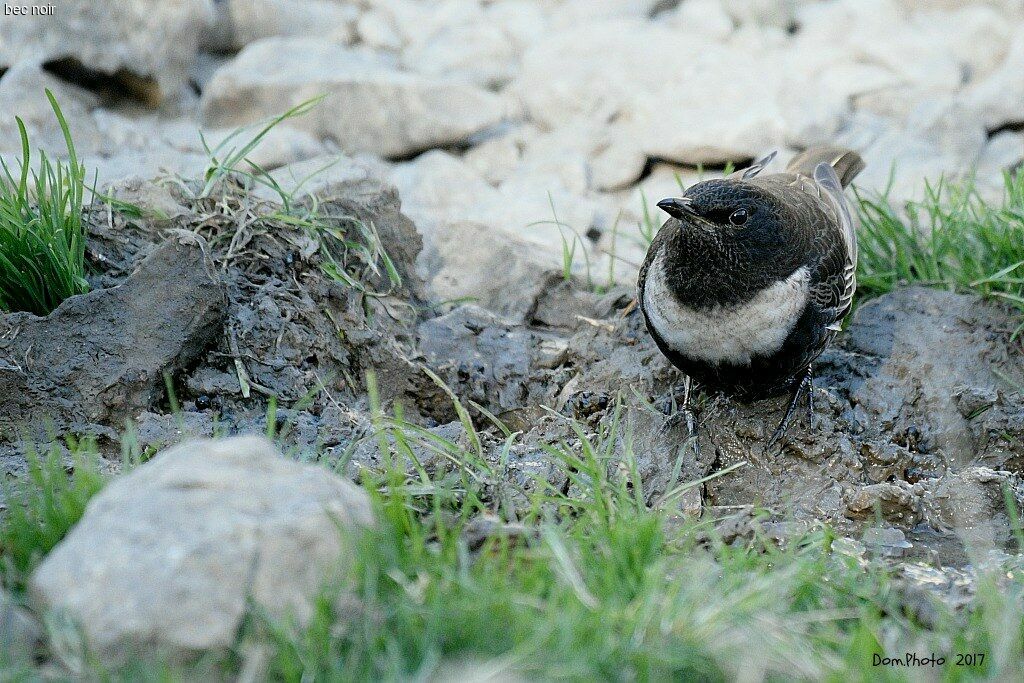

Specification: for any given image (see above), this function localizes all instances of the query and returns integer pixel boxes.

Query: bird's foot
[661,407,701,466]
[660,406,696,437]
[765,369,814,454]
[660,375,701,459]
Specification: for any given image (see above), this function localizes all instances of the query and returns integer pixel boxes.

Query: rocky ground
[2,0,1024,672]
[3,0,1024,299]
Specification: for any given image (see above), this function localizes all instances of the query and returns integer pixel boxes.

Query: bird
[637,146,864,447]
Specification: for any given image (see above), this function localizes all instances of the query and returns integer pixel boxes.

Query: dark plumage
[637,146,864,440]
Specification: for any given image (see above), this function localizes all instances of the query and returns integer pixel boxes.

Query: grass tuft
[192,96,404,301]
[0,90,89,316]
[198,95,326,206]
[856,172,1024,335]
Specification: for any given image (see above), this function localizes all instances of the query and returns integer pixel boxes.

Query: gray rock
[961,31,1024,131]
[719,0,799,30]
[258,152,425,292]
[835,105,987,204]
[259,154,390,202]
[549,0,665,26]
[289,157,424,293]
[205,0,358,52]
[796,1,1008,94]
[388,150,599,279]
[415,305,547,421]
[0,63,105,155]
[201,37,507,159]
[420,221,562,323]
[201,125,328,172]
[462,126,534,185]
[465,121,643,193]
[0,236,227,439]
[977,131,1024,174]
[355,8,405,51]
[401,21,518,88]
[389,150,497,230]
[29,436,374,663]
[662,0,735,39]
[0,0,214,100]
[87,149,209,194]
[512,19,765,165]
[101,176,190,220]
[921,467,1023,544]
[861,527,913,549]
[843,481,923,526]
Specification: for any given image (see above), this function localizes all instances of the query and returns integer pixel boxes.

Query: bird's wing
[729,150,778,180]
[814,162,857,264]
[787,147,865,189]
[809,162,858,330]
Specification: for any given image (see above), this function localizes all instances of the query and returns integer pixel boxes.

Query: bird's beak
[656,197,696,220]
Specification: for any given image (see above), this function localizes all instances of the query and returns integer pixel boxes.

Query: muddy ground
[2,175,1024,591]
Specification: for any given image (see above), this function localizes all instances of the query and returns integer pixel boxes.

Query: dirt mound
[0,236,225,440]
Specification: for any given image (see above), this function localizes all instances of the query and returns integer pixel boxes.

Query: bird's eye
[729,209,748,226]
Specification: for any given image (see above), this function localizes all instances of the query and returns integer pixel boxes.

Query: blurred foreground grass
[2,388,1023,681]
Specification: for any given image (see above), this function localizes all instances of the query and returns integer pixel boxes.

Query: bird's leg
[681,374,696,440]
[805,366,815,429]
[660,375,701,466]
[661,375,697,441]
[766,368,813,452]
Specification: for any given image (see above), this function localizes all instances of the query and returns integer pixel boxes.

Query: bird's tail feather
[787,146,864,188]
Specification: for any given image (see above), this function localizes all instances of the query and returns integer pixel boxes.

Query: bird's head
[656,179,785,246]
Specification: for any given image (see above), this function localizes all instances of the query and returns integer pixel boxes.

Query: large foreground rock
[29,436,374,662]
[201,37,507,159]
[0,0,214,99]
[0,237,226,438]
